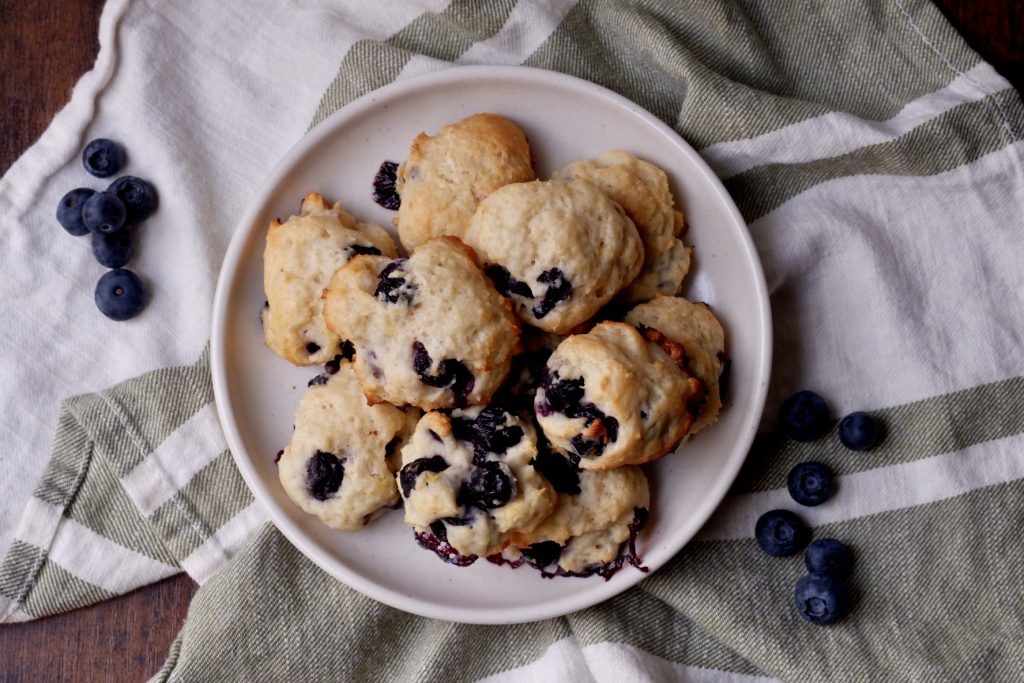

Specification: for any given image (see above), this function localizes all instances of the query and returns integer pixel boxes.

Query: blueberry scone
[278,361,420,531]
[322,237,520,410]
[535,321,705,470]
[263,192,398,365]
[398,406,556,562]
[464,180,644,334]
[625,295,726,436]
[395,113,536,250]
[554,151,690,305]
[506,456,649,577]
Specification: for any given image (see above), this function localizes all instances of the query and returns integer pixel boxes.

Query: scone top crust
[625,295,726,436]
[464,179,645,334]
[554,151,690,305]
[277,362,421,531]
[535,321,704,470]
[511,464,649,573]
[397,407,556,558]
[322,236,521,411]
[262,191,398,366]
[396,113,536,250]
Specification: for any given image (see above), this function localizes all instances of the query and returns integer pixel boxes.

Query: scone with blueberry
[534,321,705,470]
[263,192,398,365]
[506,451,649,577]
[395,113,536,250]
[397,406,556,562]
[322,236,520,410]
[464,180,644,334]
[554,151,690,305]
[278,361,420,530]
[625,295,726,436]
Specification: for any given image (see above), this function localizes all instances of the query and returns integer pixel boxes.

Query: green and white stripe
[3,0,1023,681]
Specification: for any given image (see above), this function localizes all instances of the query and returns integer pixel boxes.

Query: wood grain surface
[0,1,1020,681]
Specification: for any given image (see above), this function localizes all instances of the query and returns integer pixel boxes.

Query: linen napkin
[2,0,1023,680]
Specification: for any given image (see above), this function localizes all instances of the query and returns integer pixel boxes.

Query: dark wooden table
[0,1,1020,681]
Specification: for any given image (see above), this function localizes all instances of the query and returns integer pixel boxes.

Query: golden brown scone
[395,113,536,250]
[554,151,690,305]
[322,237,520,410]
[625,295,726,436]
[262,192,397,366]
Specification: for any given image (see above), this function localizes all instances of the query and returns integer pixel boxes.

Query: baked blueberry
[485,264,534,298]
[465,461,516,509]
[805,538,853,577]
[349,244,382,256]
[788,461,834,506]
[531,441,581,495]
[82,192,127,234]
[107,176,158,224]
[374,259,415,304]
[838,411,880,451]
[779,390,831,442]
[371,160,401,210]
[91,227,134,268]
[521,541,562,568]
[399,455,449,497]
[305,450,345,501]
[410,341,475,407]
[794,573,852,625]
[56,188,96,236]
[755,509,810,557]
[532,268,572,319]
[82,138,124,177]
[94,268,146,321]
[449,405,524,464]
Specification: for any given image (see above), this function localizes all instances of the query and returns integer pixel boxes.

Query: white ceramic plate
[211,65,771,624]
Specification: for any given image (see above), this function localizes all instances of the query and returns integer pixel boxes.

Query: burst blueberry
[107,176,158,224]
[779,390,831,442]
[805,538,854,577]
[91,228,134,268]
[94,268,146,321]
[399,455,449,497]
[794,573,851,625]
[56,188,96,236]
[465,461,515,509]
[82,138,125,177]
[532,267,572,319]
[839,411,881,451]
[82,192,127,234]
[755,509,810,557]
[788,461,834,506]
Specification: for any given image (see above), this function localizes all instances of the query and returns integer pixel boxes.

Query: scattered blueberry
[56,188,96,236]
[82,138,125,177]
[94,268,146,321]
[464,461,516,509]
[399,455,449,497]
[794,573,851,625]
[779,390,831,442]
[374,259,415,305]
[485,264,534,298]
[372,160,401,210]
[805,538,854,577]
[838,411,881,451]
[755,509,810,557]
[82,191,127,234]
[787,461,834,506]
[532,267,572,319]
[107,176,158,224]
[91,227,134,268]
[305,450,345,501]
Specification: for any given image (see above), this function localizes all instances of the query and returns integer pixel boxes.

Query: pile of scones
[262,113,726,578]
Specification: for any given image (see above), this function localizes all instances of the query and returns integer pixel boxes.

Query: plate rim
[210,64,773,624]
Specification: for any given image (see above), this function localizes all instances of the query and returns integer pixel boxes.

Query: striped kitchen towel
[2,0,1023,680]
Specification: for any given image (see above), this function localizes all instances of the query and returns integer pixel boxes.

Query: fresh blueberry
[838,411,881,451]
[107,176,158,224]
[399,455,449,497]
[56,188,96,236]
[805,538,854,577]
[91,228,134,268]
[779,390,832,442]
[755,509,810,557]
[82,138,125,177]
[788,461,834,506]
[305,451,345,501]
[371,160,401,210]
[82,192,127,234]
[794,573,852,625]
[465,461,516,509]
[94,268,146,321]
